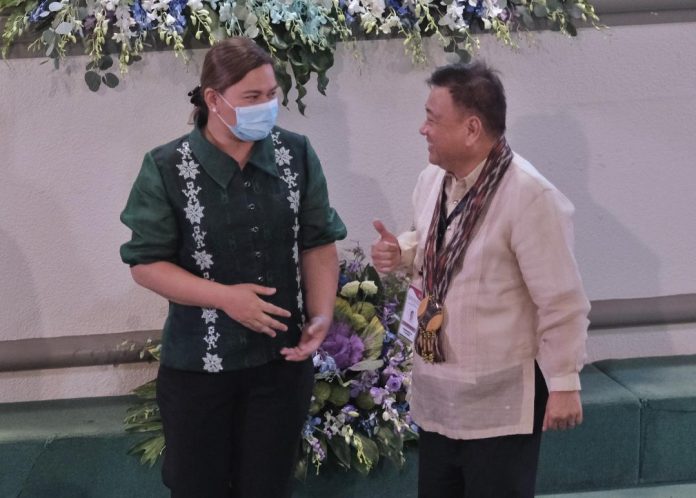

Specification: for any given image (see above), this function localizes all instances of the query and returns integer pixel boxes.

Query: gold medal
[417,296,445,333]
[416,296,445,363]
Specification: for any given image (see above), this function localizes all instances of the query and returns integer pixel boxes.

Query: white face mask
[215,94,279,142]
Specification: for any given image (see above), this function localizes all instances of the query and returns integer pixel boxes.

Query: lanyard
[436,182,472,251]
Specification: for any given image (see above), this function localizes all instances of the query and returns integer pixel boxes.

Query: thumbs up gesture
[371,220,401,274]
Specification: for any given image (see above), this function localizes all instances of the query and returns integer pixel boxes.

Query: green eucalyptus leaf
[102,72,119,88]
[444,52,460,64]
[85,70,101,92]
[54,21,72,35]
[455,47,471,63]
[125,54,142,66]
[566,21,577,36]
[274,64,292,107]
[351,452,371,475]
[41,29,55,43]
[99,54,113,70]
[533,4,548,17]
[317,71,329,96]
[327,435,352,469]
[355,433,380,466]
[348,359,383,372]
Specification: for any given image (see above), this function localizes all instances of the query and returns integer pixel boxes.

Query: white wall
[1,22,695,402]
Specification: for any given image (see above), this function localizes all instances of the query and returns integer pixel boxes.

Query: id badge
[398,284,423,343]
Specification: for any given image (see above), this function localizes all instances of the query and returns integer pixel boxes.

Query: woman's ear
[203,87,218,112]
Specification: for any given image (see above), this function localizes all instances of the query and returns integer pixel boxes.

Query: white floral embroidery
[193,250,213,270]
[204,326,220,350]
[177,142,192,156]
[274,132,304,324]
[177,159,200,180]
[202,308,218,324]
[184,201,204,224]
[287,190,300,214]
[281,167,298,188]
[177,140,223,372]
[275,146,293,166]
[202,353,223,372]
[271,132,281,146]
[182,183,201,200]
[193,226,206,249]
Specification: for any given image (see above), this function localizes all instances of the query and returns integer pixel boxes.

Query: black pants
[418,364,549,498]
[156,358,314,498]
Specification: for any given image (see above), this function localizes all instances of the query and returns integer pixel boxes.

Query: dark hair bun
[188,85,204,106]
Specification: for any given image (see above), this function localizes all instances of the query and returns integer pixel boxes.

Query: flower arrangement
[123,245,415,477]
[1,0,598,111]
[297,245,415,477]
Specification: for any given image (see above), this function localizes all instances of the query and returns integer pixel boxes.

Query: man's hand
[281,316,331,362]
[371,220,401,273]
[543,390,583,431]
[219,284,291,338]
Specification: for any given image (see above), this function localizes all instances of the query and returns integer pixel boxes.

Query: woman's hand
[219,284,291,337]
[281,316,331,361]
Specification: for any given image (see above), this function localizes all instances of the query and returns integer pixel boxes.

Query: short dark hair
[193,37,274,128]
[427,61,506,136]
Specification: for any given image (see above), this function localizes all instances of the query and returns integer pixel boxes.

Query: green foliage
[1,0,599,111]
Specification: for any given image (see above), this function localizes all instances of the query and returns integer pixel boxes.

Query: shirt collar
[445,157,487,196]
[188,126,279,188]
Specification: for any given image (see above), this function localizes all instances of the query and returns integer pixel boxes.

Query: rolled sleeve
[299,137,347,250]
[397,230,418,270]
[120,152,179,266]
[511,189,590,392]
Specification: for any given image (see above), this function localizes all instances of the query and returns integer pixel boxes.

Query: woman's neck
[204,121,254,169]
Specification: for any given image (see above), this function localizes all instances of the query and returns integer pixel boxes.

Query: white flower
[177,159,200,180]
[201,308,218,324]
[378,13,402,34]
[275,146,293,166]
[359,280,379,296]
[202,353,223,372]
[184,201,204,224]
[193,250,213,270]
[165,13,176,25]
[346,0,364,15]
[439,3,467,30]
[187,0,204,11]
[219,2,234,23]
[482,0,503,17]
[340,281,361,298]
[363,0,386,17]
[287,190,300,213]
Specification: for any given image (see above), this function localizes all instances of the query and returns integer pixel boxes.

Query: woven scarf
[417,136,513,362]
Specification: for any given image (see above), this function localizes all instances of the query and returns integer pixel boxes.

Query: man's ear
[462,114,483,146]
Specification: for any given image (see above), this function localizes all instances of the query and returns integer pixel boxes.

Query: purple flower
[386,375,403,393]
[321,321,364,370]
[350,370,379,397]
[370,387,387,405]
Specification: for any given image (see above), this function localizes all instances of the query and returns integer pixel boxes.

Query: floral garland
[1,0,598,112]
[123,245,415,477]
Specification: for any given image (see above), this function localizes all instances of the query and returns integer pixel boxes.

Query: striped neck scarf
[417,136,513,363]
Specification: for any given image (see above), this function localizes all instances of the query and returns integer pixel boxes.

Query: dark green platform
[536,364,642,494]
[0,397,166,498]
[595,355,696,485]
[2,358,695,497]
